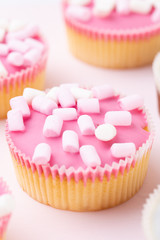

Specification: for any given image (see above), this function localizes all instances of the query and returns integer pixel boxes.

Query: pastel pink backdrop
[0,2,160,240]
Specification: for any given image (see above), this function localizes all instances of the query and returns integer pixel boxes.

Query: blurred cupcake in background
[0,18,48,119]
[0,178,14,240]
[63,0,160,69]
[142,185,160,240]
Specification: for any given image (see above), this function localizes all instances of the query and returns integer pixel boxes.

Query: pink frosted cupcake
[0,19,48,119]
[0,178,14,240]
[6,84,153,211]
[63,0,160,69]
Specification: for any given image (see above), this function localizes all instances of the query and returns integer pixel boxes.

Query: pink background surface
[0,2,160,240]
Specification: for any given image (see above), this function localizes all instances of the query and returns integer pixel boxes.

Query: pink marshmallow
[0,44,9,56]
[104,111,132,126]
[10,96,30,118]
[43,115,63,138]
[116,0,130,14]
[7,52,24,67]
[111,143,136,158]
[53,108,77,121]
[151,8,160,22]
[8,39,29,53]
[58,88,76,108]
[7,109,25,132]
[6,24,39,41]
[119,95,144,111]
[25,38,44,53]
[92,84,114,100]
[32,143,51,165]
[62,130,79,153]
[80,145,101,167]
[23,48,41,66]
[32,95,58,115]
[66,6,92,22]
[77,115,95,135]
[77,98,100,113]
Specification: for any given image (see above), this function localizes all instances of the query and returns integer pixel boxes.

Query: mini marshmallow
[53,108,77,121]
[62,130,79,153]
[7,52,24,67]
[77,98,100,113]
[43,115,63,138]
[0,194,14,218]
[111,143,136,158]
[66,6,92,22]
[80,145,101,167]
[70,87,92,100]
[25,38,44,53]
[95,123,117,141]
[116,0,130,14]
[77,115,95,135]
[130,0,152,14]
[23,48,41,66]
[119,95,144,111]
[32,95,57,115]
[8,39,29,53]
[151,8,160,22]
[46,87,59,103]
[69,0,91,5]
[58,87,76,108]
[8,19,27,32]
[10,96,30,118]
[0,28,5,42]
[0,60,8,78]
[0,44,9,56]
[93,0,116,17]
[23,88,45,105]
[104,111,132,126]
[6,24,39,41]
[7,109,25,132]
[32,143,51,165]
[92,84,114,100]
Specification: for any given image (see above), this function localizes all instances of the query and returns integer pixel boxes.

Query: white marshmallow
[0,28,5,42]
[119,95,144,111]
[8,19,27,32]
[7,52,24,67]
[0,194,14,218]
[116,0,130,14]
[23,88,45,105]
[130,0,152,14]
[7,109,25,132]
[80,145,101,167]
[77,98,100,113]
[58,87,76,108]
[104,111,132,126]
[70,87,92,100]
[111,143,136,158]
[92,84,114,100]
[10,96,30,118]
[0,44,9,56]
[8,39,29,53]
[32,95,58,115]
[93,0,116,17]
[0,60,8,78]
[62,130,79,153]
[95,123,117,141]
[46,87,59,104]
[23,48,42,66]
[66,5,92,22]
[77,115,95,135]
[25,38,44,53]
[43,115,63,138]
[32,143,51,165]
[53,108,77,121]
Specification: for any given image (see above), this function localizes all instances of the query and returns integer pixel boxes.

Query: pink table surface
[0,3,160,240]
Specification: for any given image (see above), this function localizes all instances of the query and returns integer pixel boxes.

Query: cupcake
[6,84,154,211]
[63,0,160,69]
[0,19,48,119]
[0,178,14,240]
[142,185,160,240]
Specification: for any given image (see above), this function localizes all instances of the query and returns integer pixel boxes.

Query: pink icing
[63,1,160,37]
[8,95,150,170]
